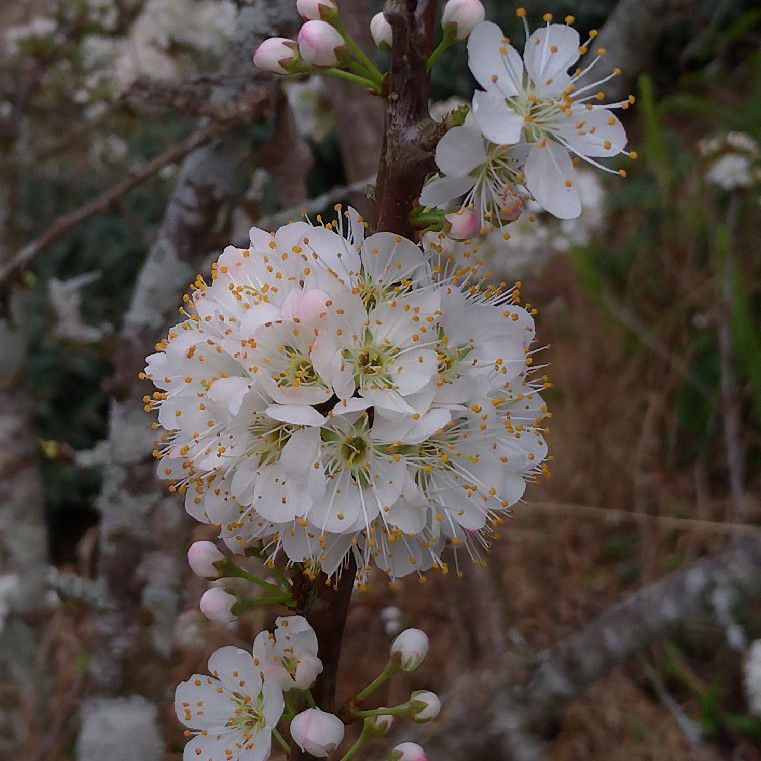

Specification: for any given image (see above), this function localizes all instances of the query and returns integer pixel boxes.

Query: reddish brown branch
[374,0,437,235]
[288,3,437,759]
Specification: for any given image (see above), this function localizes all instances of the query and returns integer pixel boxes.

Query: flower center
[340,434,369,468]
[347,335,399,389]
[228,695,265,734]
[249,419,294,466]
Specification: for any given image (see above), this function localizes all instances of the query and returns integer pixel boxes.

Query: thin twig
[521,500,761,537]
[0,107,265,289]
[256,176,376,231]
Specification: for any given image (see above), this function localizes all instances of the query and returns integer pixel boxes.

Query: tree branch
[387,538,761,761]
[0,101,269,291]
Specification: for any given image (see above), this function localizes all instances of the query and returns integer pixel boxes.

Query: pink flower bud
[370,12,393,50]
[442,0,486,41]
[298,20,345,67]
[296,0,337,21]
[445,208,481,239]
[199,587,236,623]
[409,690,440,723]
[498,197,523,223]
[389,742,429,761]
[253,37,300,74]
[187,541,224,579]
[390,628,429,671]
[290,708,345,757]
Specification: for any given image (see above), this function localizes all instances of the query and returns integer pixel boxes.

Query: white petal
[472,90,524,145]
[207,376,253,418]
[208,646,262,694]
[523,24,580,95]
[524,141,581,219]
[555,107,627,158]
[266,404,326,426]
[468,21,523,96]
[280,428,322,481]
[420,174,476,208]
[361,232,428,285]
[435,125,487,176]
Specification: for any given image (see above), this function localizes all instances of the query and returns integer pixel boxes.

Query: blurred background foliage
[2,0,761,757]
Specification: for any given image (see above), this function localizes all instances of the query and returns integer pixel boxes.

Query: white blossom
[145,207,549,582]
[176,646,284,761]
[290,708,345,757]
[391,628,429,671]
[465,17,630,219]
[253,615,323,690]
[420,120,526,230]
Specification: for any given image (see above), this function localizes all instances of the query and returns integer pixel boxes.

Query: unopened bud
[389,742,429,761]
[296,0,338,21]
[445,208,481,240]
[290,708,345,758]
[365,713,394,738]
[409,690,441,723]
[442,0,486,41]
[298,20,346,67]
[293,654,324,690]
[253,37,300,74]
[187,541,224,579]
[390,628,429,672]
[199,587,236,623]
[370,12,393,50]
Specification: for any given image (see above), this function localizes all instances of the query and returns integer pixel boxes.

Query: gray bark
[79,3,300,758]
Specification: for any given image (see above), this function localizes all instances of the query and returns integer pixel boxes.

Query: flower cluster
[144,207,548,582]
[421,10,632,225]
[700,131,761,192]
[176,619,438,760]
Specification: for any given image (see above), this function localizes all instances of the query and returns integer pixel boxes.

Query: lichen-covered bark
[0,289,50,760]
[80,3,300,757]
[383,539,761,761]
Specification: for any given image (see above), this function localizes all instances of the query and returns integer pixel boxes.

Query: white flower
[145,207,548,582]
[298,20,345,67]
[466,17,629,218]
[297,0,337,21]
[176,646,284,761]
[391,628,429,671]
[408,690,440,722]
[442,0,485,41]
[187,541,225,579]
[745,639,761,715]
[199,587,237,623]
[420,122,527,230]
[253,38,301,75]
[290,708,345,757]
[706,154,753,190]
[370,12,393,50]
[390,742,429,761]
[253,615,323,690]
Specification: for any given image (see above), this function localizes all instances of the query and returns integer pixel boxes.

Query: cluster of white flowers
[421,10,632,226]
[144,206,548,582]
[700,131,761,192]
[78,0,236,97]
[176,618,437,760]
